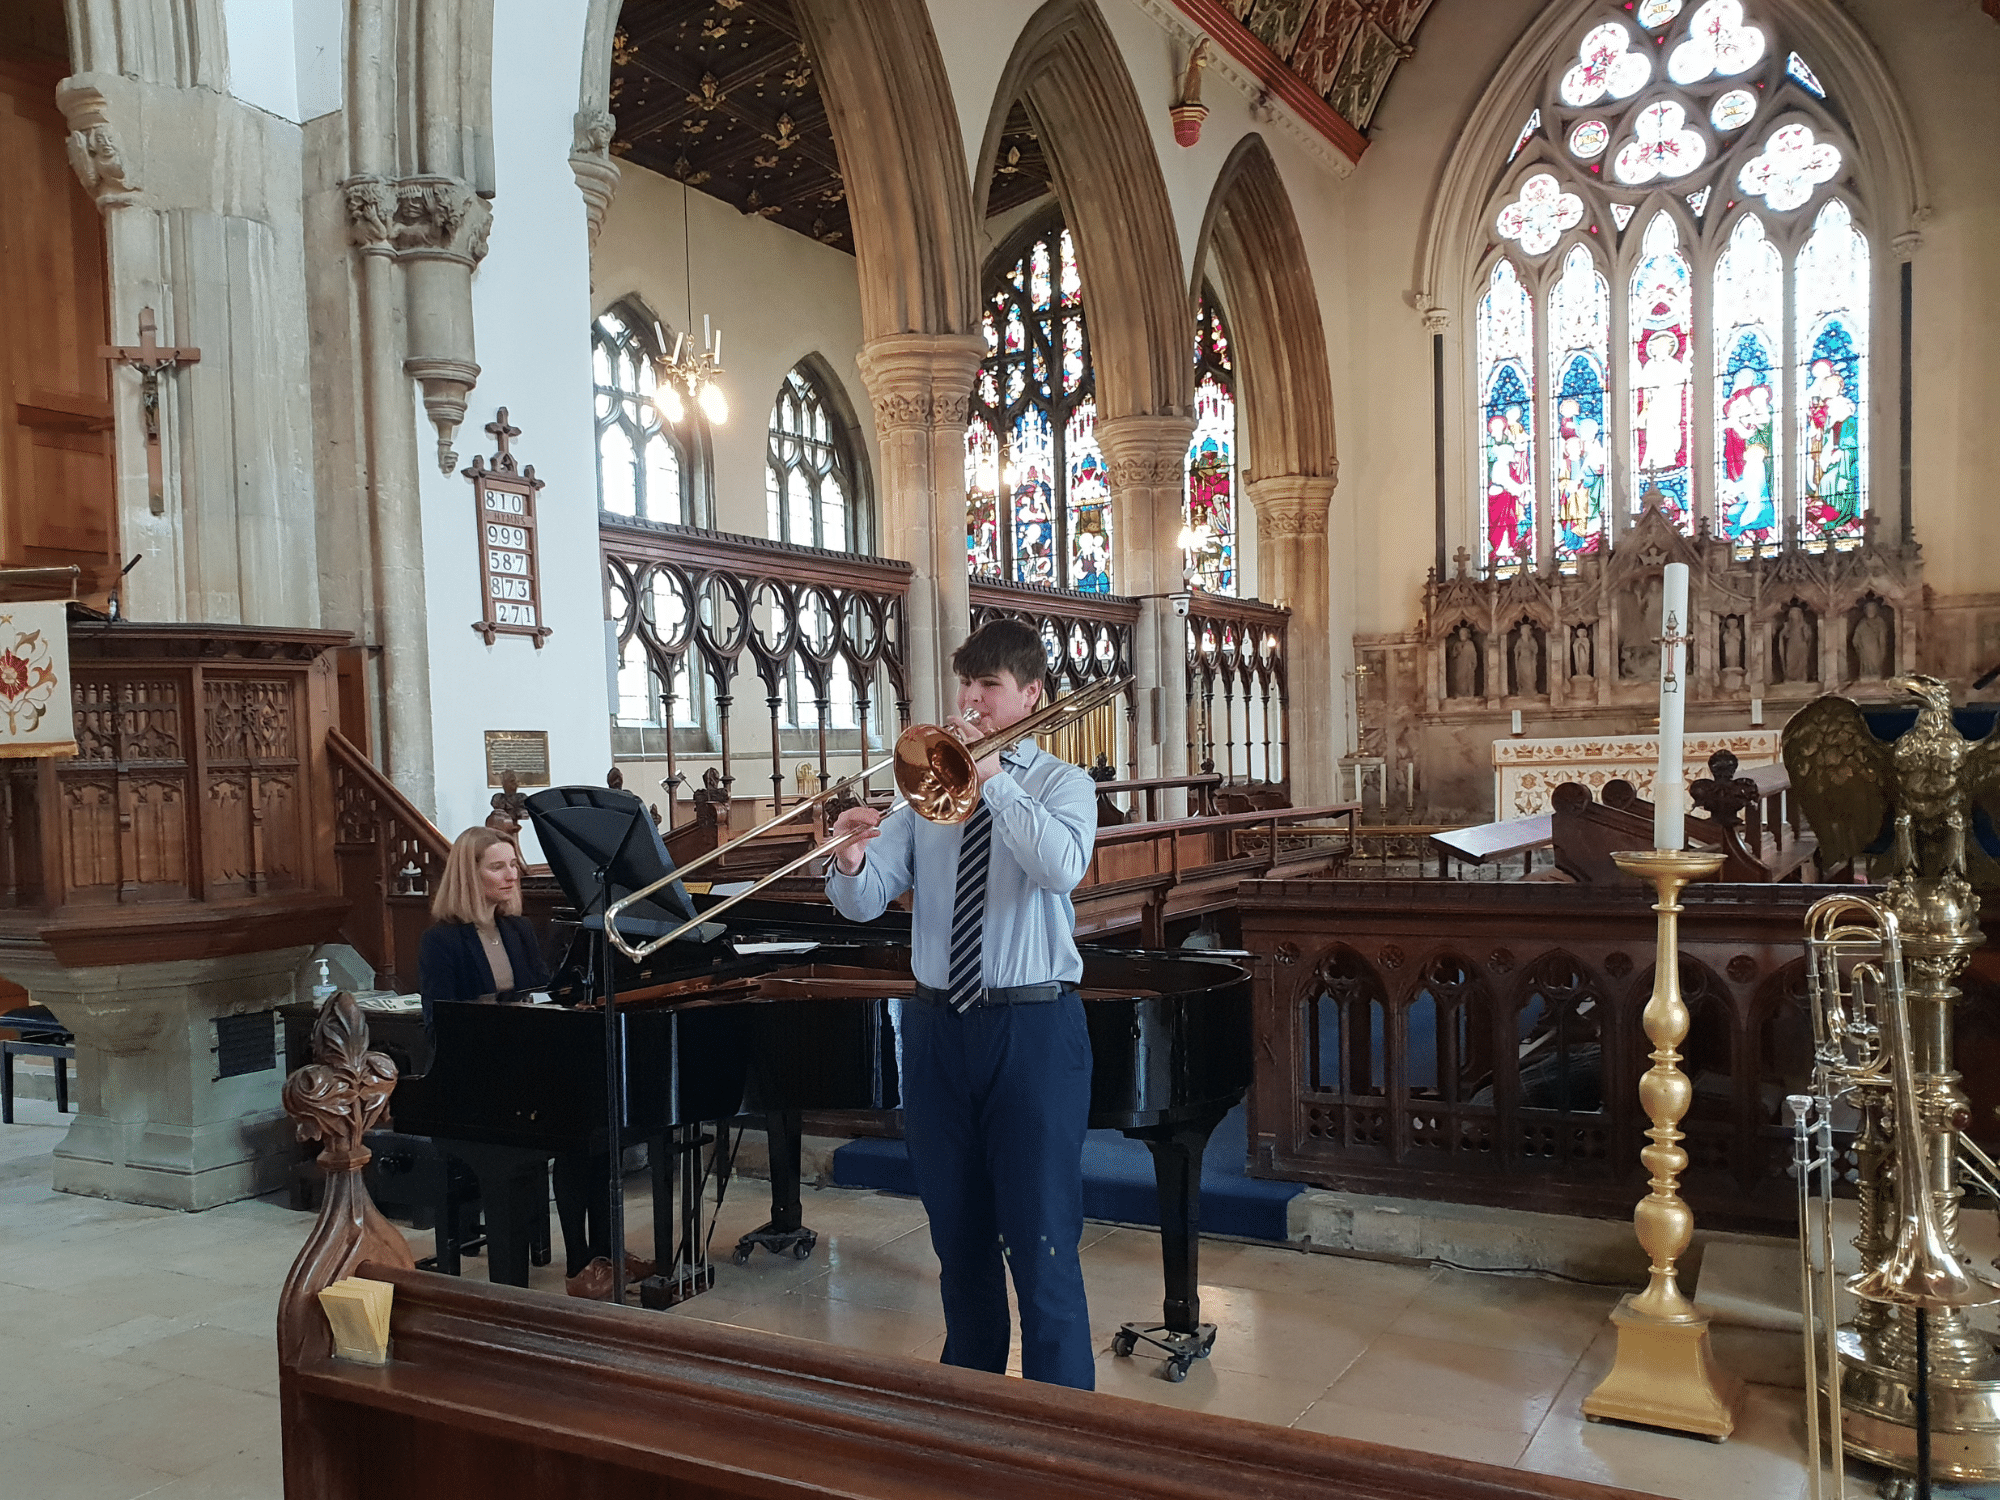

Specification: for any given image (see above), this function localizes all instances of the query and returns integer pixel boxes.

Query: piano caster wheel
[1111,1330,1137,1358]
[1164,1357,1190,1383]
[1195,1329,1216,1359]
[732,1245,753,1267]
[792,1233,817,1261]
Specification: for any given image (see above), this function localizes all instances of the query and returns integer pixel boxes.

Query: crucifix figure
[100,307,201,513]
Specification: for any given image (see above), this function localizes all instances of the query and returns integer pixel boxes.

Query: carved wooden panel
[203,676,305,896]
[0,57,115,586]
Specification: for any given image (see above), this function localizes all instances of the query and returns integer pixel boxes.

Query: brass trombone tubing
[601,673,1132,962]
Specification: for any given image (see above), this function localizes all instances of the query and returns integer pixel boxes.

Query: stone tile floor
[3,1095,1994,1499]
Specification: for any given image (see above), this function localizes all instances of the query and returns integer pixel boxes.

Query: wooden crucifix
[100,307,201,513]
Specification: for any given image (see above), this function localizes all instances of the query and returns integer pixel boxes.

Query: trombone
[1791,894,2000,1500]
[602,673,1132,962]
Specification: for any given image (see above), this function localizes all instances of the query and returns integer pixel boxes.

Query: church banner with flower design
[0,602,76,758]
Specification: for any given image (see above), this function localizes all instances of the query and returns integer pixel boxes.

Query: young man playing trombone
[825,618,1100,1389]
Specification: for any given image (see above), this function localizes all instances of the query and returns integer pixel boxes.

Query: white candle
[1654,562,1690,850]
[1750,697,1763,727]
[1510,709,1523,735]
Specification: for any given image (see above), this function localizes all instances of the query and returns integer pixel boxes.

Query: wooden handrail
[1091,802,1358,848]
[1091,771,1225,822]
[326,729,451,991]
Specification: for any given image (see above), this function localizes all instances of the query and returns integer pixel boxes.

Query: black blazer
[418,915,551,1016]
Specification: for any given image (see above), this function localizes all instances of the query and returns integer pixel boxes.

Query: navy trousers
[900,991,1095,1389]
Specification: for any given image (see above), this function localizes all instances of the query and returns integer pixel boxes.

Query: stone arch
[975,0,1190,422]
[1191,135,1337,484]
[791,0,980,340]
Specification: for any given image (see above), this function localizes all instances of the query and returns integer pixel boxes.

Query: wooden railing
[1089,772,1223,825]
[327,729,450,993]
[1240,876,2000,1231]
[1075,804,1358,947]
[602,519,913,827]
[969,577,1139,777]
[1184,589,1289,794]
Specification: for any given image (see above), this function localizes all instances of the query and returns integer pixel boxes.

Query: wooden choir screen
[0,55,117,596]
[968,577,1138,777]
[1241,876,2000,1232]
[602,518,911,826]
[325,729,450,994]
[1184,590,1289,798]
[0,621,348,963]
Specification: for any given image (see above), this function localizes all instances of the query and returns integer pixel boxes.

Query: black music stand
[525,786,713,1306]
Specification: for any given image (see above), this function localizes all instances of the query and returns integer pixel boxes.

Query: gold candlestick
[1583,847,1741,1441]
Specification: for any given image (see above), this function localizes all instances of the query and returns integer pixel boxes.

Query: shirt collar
[999,738,1038,770]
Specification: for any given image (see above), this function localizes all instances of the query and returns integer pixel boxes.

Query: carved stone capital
[1412,292,1450,335]
[55,76,139,206]
[570,109,621,248]
[856,333,986,435]
[1248,471,1337,538]
[1097,413,1195,491]
[342,174,398,252]
[392,176,493,266]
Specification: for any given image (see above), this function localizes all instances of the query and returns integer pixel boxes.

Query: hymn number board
[464,408,553,648]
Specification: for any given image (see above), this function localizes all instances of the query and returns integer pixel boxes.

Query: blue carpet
[828,1102,1301,1243]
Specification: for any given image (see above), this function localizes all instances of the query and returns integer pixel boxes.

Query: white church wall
[222,0,300,123]
[417,0,612,858]
[589,161,876,541]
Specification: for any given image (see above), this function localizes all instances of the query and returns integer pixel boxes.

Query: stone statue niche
[1718,614,1746,690]
[1443,620,1485,700]
[1569,622,1594,682]
[1847,595,1895,683]
[1618,573,1664,681]
[1773,599,1819,686]
[1509,619,1544,697]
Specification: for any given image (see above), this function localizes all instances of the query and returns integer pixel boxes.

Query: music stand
[525,786,707,1305]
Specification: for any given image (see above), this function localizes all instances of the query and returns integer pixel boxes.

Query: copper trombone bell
[601,673,1131,961]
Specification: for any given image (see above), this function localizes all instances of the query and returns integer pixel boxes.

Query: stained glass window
[593,309,689,523]
[1629,213,1694,528]
[1184,290,1237,595]
[1548,247,1609,560]
[1795,199,1868,546]
[1477,259,1536,568]
[967,219,1107,591]
[1713,213,1783,549]
[1472,2,1870,561]
[767,365,860,551]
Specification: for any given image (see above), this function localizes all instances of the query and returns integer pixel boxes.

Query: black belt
[913,981,1067,1009]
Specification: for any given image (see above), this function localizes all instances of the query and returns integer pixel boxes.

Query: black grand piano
[386,787,1251,1378]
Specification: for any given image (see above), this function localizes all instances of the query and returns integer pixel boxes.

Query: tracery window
[1473,0,1871,570]
[1184,289,1238,596]
[766,364,862,553]
[966,218,1112,593]
[593,309,690,523]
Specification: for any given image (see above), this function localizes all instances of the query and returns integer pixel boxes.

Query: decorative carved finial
[1171,38,1211,146]
[277,993,413,1368]
[1452,544,1472,580]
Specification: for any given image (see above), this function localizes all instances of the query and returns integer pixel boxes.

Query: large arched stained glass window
[767,364,862,552]
[1184,289,1237,595]
[1472,0,1872,568]
[966,220,1111,593]
[593,309,689,523]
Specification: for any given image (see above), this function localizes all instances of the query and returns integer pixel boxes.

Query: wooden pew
[279,994,1649,1500]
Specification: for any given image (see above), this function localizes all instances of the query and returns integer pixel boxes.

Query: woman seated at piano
[419,827,550,1017]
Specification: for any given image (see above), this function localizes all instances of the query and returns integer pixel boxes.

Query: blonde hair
[431,827,523,925]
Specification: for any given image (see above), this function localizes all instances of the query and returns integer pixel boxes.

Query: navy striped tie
[946,803,994,1013]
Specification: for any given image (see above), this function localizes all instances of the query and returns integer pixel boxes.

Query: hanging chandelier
[651,175,728,427]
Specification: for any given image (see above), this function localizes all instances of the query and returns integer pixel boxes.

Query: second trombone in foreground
[603,673,1133,960]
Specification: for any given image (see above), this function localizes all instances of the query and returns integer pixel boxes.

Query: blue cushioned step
[828,1102,1300,1243]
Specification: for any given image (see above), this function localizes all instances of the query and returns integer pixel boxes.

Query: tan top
[476,921,514,994]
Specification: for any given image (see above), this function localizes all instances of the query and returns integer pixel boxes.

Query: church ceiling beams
[610,0,852,251]
[985,101,1052,218]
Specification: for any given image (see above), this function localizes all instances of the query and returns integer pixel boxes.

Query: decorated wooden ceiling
[609,0,851,251]
[985,102,1054,218]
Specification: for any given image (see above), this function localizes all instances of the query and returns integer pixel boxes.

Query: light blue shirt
[825,740,1097,989]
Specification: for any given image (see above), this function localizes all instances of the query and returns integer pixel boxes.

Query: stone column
[855,333,986,722]
[1250,472,1339,806]
[12,948,313,1211]
[1099,415,1196,793]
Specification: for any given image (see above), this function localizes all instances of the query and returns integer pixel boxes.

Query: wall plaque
[464,408,553,648]
[484,729,551,788]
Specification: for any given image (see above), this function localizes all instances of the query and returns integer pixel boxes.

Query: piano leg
[1110,1101,1231,1382]
[732,1111,819,1266]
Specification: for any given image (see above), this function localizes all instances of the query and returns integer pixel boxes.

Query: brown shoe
[624,1253,656,1282]
[565,1257,615,1300]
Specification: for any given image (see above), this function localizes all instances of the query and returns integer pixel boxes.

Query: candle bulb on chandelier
[1653,562,1690,851]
